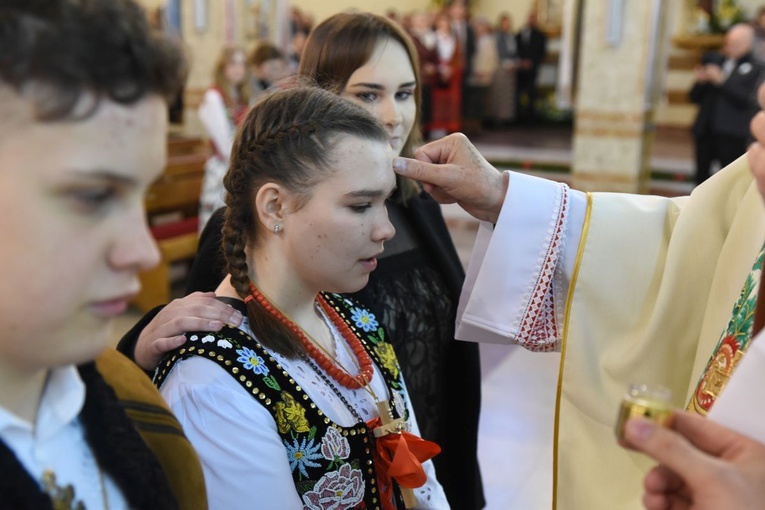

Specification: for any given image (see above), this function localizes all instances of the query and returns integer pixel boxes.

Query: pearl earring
[274,224,282,234]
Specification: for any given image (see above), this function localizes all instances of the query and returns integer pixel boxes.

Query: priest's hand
[623,412,765,510]
[392,133,509,224]
[747,82,765,201]
[134,292,243,370]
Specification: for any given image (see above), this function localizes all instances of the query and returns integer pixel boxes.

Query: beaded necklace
[245,282,375,390]
[300,354,365,424]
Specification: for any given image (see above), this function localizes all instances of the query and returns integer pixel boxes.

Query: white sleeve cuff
[456,171,586,350]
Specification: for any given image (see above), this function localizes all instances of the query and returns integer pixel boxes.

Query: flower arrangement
[710,0,745,33]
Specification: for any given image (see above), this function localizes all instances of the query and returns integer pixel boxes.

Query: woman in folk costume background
[0,0,205,508]
[155,86,446,509]
[197,45,251,230]
[429,11,463,136]
[121,12,485,509]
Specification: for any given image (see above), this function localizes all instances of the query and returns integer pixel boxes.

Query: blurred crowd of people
[196,1,552,217]
[391,3,549,138]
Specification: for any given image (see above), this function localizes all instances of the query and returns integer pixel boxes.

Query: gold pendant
[42,470,85,510]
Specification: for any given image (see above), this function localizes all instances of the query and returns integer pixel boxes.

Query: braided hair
[222,86,388,358]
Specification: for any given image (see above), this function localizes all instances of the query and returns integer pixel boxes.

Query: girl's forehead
[353,40,415,79]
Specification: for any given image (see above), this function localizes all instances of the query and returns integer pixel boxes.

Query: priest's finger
[392,156,460,204]
[623,417,722,485]
[669,411,743,458]
[412,132,471,165]
[642,491,689,510]
[644,465,685,495]
[758,81,765,110]
[750,110,765,146]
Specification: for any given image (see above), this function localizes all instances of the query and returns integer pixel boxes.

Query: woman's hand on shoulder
[134,292,243,371]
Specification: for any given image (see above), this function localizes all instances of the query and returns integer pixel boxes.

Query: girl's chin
[325,277,370,295]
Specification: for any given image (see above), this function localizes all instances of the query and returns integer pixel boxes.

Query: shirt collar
[0,366,85,440]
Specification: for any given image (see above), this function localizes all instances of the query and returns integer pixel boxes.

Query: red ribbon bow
[366,417,441,509]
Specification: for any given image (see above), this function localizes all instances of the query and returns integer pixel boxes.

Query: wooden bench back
[145,136,208,217]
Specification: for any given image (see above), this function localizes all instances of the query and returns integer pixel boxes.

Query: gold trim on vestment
[553,192,592,510]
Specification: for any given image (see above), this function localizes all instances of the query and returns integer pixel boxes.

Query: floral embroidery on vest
[688,243,765,414]
[155,293,408,509]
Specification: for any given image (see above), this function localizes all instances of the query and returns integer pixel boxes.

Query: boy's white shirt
[0,366,128,509]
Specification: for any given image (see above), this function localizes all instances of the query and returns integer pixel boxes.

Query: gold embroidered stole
[688,242,765,414]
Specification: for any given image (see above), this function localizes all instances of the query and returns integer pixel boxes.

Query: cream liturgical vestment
[456,156,765,509]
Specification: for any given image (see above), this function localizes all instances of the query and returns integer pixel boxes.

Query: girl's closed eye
[65,185,119,213]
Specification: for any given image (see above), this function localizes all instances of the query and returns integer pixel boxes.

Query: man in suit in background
[690,23,762,185]
[516,12,547,124]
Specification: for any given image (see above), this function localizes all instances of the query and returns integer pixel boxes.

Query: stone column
[571,0,672,193]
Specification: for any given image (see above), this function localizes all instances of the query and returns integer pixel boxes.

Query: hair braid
[222,123,304,358]
[245,119,318,158]
[221,207,250,299]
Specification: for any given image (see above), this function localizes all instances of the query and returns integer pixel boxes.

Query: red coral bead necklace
[246,281,375,390]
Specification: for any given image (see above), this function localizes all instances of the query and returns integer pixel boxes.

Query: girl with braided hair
[155,86,448,509]
[121,12,484,509]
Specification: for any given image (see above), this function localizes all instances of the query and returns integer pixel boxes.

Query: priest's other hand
[623,412,765,510]
[392,133,509,224]
[134,292,243,370]
[747,82,765,202]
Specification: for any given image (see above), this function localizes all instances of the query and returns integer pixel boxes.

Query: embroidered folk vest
[155,293,409,509]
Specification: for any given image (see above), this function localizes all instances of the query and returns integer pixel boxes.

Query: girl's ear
[254,183,288,234]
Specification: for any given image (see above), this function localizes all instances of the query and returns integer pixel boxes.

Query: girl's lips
[90,292,136,317]
[90,299,128,317]
[359,257,378,271]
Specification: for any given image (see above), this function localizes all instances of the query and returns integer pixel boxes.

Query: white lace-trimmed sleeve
[455,171,587,351]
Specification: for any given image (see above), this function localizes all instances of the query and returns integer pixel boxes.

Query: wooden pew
[131,136,208,312]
